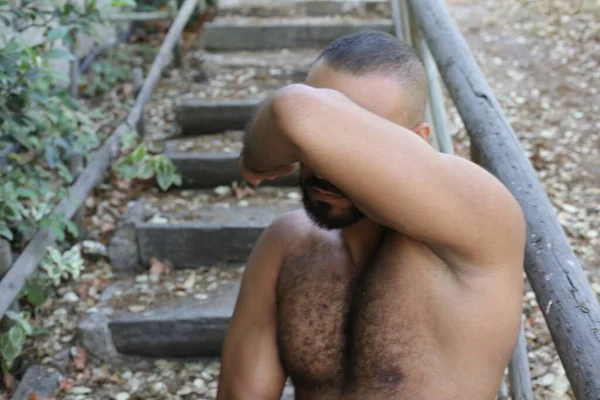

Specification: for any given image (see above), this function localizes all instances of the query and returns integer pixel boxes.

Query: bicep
[217,220,288,400]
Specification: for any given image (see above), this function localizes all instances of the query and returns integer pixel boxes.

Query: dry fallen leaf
[100,222,116,235]
[149,257,169,278]
[29,393,55,400]
[231,181,256,200]
[76,282,91,300]
[114,179,132,191]
[59,377,76,391]
[2,373,14,392]
[71,347,88,372]
[175,271,196,291]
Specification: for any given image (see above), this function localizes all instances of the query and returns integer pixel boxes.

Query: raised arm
[241,84,525,267]
[216,216,290,400]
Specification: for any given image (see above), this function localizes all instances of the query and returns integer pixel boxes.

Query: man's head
[300,31,429,231]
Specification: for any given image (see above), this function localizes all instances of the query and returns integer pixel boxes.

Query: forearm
[241,90,299,173]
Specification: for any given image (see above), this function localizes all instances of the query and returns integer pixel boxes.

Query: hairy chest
[276,237,439,395]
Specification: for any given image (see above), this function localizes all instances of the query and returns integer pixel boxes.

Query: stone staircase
[78,0,392,397]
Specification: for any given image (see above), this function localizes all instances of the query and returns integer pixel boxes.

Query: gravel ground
[9,0,600,399]
[166,130,244,153]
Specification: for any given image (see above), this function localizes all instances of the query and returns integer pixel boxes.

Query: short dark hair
[313,31,428,125]
[314,31,423,78]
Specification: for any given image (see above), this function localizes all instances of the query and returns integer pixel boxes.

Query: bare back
[276,211,522,400]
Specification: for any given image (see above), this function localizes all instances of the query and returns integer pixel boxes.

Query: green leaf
[42,48,75,61]
[65,220,79,238]
[24,282,46,308]
[50,220,65,242]
[138,163,154,180]
[16,187,37,200]
[111,0,136,7]
[0,222,13,241]
[1,336,16,366]
[131,145,147,162]
[47,26,69,41]
[8,326,24,349]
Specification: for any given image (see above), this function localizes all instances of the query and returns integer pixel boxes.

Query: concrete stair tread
[163,131,243,154]
[135,188,302,267]
[140,187,302,225]
[80,273,241,360]
[219,0,390,18]
[209,15,391,26]
[201,48,320,69]
[161,133,299,188]
[79,272,297,398]
[177,50,314,127]
[202,15,393,51]
[176,97,261,135]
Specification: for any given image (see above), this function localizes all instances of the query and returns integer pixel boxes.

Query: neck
[341,218,385,270]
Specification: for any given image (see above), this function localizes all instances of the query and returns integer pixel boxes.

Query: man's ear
[412,122,431,143]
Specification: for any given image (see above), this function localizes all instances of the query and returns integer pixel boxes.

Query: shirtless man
[217,31,526,400]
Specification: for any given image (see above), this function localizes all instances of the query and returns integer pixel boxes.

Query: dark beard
[300,175,364,230]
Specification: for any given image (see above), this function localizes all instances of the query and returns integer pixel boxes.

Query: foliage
[113,130,182,190]
[40,244,84,286]
[80,44,157,97]
[0,244,83,373]
[0,311,32,373]
[0,0,135,245]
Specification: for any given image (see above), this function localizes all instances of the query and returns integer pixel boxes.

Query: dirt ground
[8,0,599,399]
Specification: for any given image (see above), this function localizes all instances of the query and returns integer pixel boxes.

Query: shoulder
[264,209,316,256]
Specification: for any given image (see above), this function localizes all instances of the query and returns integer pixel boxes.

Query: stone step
[78,270,241,362]
[201,48,320,70]
[110,283,239,358]
[78,273,296,398]
[135,188,302,268]
[176,49,319,135]
[176,98,260,135]
[219,0,390,18]
[165,137,298,189]
[202,17,394,51]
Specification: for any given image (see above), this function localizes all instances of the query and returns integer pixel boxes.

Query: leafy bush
[0,311,32,373]
[0,244,84,373]
[113,130,182,190]
[0,0,136,245]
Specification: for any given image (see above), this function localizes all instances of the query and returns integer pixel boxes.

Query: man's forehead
[304,61,409,124]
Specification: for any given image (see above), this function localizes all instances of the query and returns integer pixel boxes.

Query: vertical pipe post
[168,0,184,68]
[508,318,534,400]
[69,27,84,239]
[406,1,452,154]
[133,67,145,137]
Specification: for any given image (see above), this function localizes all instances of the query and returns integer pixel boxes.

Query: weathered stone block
[167,151,299,189]
[202,19,394,51]
[12,365,61,400]
[136,203,299,268]
[176,98,261,135]
[109,284,239,358]
[108,199,145,272]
